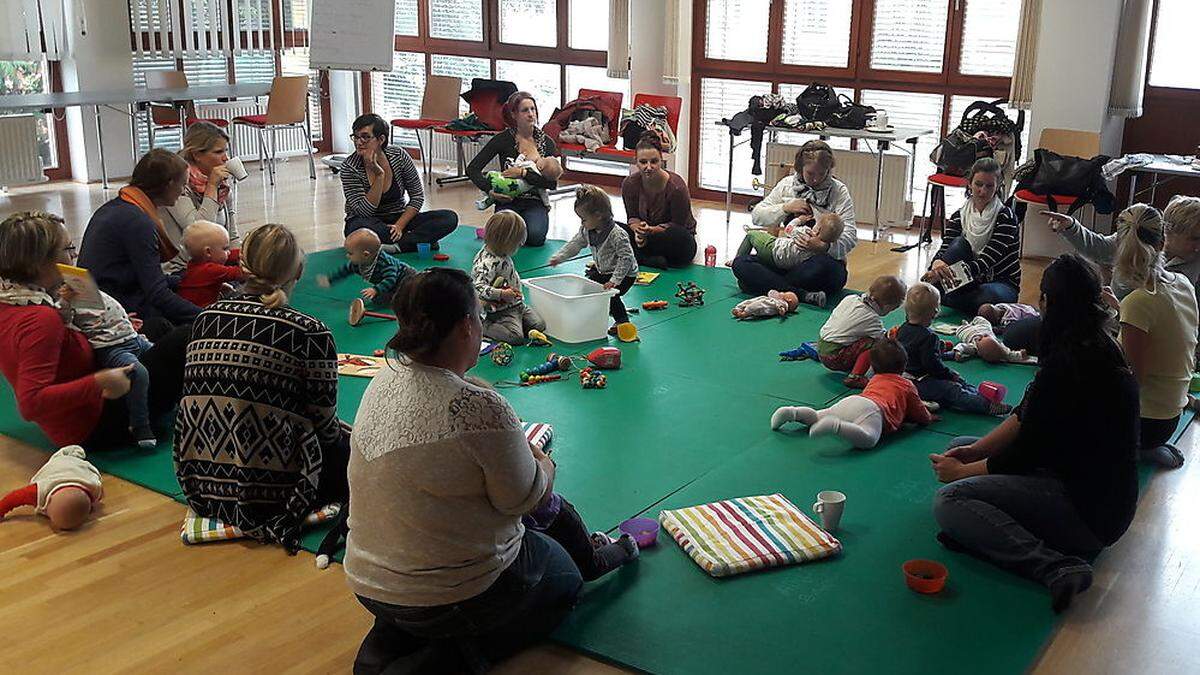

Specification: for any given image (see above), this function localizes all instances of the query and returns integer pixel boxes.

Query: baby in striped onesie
[318,228,415,306]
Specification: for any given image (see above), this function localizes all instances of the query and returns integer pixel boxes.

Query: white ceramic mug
[813,490,846,532]
[870,110,889,130]
[225,156,249,182]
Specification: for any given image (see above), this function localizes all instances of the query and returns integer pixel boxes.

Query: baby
[475,155,553,210]
[953,316,1028,363]
[318,228,415,306]
[818,275,907,389]
[472,210,547,345]
[0,445,103,530]
[893,283,1012,416]
[771,339,935,449]
[178,221,244,308]
[731,213,846,308]
[731,290,799,320]
[549,185,639,336]
[976,302,1040,333]
[59,287,156,448]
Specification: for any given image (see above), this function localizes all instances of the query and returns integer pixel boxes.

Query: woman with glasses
[466,91,564,247]
[0,211,189,449]
[341,113,458,252]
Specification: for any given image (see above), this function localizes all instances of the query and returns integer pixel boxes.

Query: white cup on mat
[225,156,249,182]
[813,490,846,532]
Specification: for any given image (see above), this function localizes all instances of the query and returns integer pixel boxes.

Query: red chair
[909,172,969,247]
[389,75,461,185]
[551,88,625,157]
[596,93,683,166]
[432,78,516,186]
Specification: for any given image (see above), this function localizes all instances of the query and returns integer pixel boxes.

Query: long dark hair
[1038,253,1125,372]
[387,268,476,360]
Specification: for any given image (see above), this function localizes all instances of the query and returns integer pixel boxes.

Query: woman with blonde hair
[175,224,351,548]
[160,122,239,273]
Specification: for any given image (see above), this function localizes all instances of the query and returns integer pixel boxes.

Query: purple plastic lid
[619,517,659,548]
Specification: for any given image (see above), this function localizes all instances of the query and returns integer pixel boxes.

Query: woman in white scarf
[923,158,1023,316]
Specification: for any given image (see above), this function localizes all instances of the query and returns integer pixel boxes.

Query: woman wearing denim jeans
[345,268,580,673]
[929,254,1139,614]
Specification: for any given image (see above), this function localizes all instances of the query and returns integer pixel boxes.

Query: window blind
[282,47,322,139]
[697,76,771,193]
[429,0,483,41]
[781,0,853,69]
[566,65,631,103]
[495,60,561,109]
[0,0,68,60]
[869,0,949,73]
[500,0,556,48]
[959,0,1020,77]
[704,0,769,63]
[1148,0,1200,89]
[430,54,490,116]
[860,88,944,203]
[394,0,419,36]
[569,0,610,51]
[371,51,425,144]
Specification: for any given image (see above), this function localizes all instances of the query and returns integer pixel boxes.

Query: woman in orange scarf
[78,149,200,325]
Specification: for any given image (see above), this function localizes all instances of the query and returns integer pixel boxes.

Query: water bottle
[704,244,717,267]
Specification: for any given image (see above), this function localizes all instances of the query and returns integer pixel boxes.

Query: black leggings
[543,498,634,581]
[1141,415,1181,450]
[620,222,697,269]
[85,322,192,449]
[584,267,636,324]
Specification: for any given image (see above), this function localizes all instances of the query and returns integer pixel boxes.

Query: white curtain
[1008,0,1041,110]
[129,0,273,58]
[607,0,630,79]
[0,0,70,60]
[662,0,679,85]
[1108,0,1153,118]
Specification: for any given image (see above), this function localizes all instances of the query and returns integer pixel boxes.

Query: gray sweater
[1059,221,1200,303]
[549,222,638,280]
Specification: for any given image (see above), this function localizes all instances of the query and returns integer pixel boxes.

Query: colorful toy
[579,367,608,389]
[675,281,707,307]
[348,297,396,326]
[475,226,486,239]
[615,321,639,343]
[902,559,948,594]
[475,165,536,210]
[527,329,552,346]
[978,381,1007,405]
[779,342,819,361]
[587,346,622,369]
[491,342,514,366]
[642,300,669,311]
[520,373,561,386]
[373,348,385,357]
[521,355,571,380]
[432,253,450,262]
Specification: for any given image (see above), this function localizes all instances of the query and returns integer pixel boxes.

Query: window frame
[689,0,1018,201]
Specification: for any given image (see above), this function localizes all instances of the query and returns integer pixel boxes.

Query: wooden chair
[231,75,315,186]
[389,75,461,185]
[143,70,230,149]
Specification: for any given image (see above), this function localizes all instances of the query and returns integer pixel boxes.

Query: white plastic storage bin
[522,274,617,343]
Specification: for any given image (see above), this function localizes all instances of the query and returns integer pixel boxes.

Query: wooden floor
[1,157,1194,674]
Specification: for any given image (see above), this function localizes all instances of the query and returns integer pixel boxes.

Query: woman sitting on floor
[174,224,350,549]
[0,211,189,449]
[620,132,697,268]
[345,268,580,674]
[733,140,857,300]
[77,148,200,325]
[930,253,1139,613]
[466,91,564,248]
[341,113,458,252]
[160,122,239,274]
[922,157,1021,316]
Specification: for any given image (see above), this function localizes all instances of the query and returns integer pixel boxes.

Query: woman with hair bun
[620,132,697,268]
[174,223,351,549]
[345,267,581,673]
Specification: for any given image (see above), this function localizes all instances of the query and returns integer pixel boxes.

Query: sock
[803,291,827,308]
[1049,567,1093,614]
[618,533,640,560]
[771,406,817,430]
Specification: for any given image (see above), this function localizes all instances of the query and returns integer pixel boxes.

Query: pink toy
[476,227,486,239]
[978,381,1007,405]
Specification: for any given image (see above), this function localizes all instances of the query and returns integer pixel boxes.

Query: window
[282,48,323,140]
[704,0,770,63]
[395,0,419,36]
[496,60,561,110]
[1149,0,1200,89]
[234,53,277,84]
[282,0,309,30]
[500,0,557,48]
[776,84,855,151]
[698,77,771,192]
[781,0,853,69]
[0,60,56,169]
[183,56,230,104]
[371,51,426,134]
[565,65,631,104]
[430,0,484,41]
[860,89,944,202]
[948,95,1030,159]
[958,0,1020,77]
[568,0,610,51]
[869,0,949,73]
[430,54,491,115]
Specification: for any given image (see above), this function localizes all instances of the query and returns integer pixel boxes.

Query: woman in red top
[620,133,698,269]
[0,211,189,448]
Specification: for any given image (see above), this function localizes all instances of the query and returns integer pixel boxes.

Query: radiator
[0,116,46,187]
[195,102,314,161]
[765,142,912,228]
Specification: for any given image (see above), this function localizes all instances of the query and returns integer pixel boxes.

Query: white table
[1127,159,1200,207]
[0,83,274,189]
[715,120,936,240]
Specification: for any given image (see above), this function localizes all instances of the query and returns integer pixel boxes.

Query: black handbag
[1014,148,1115,216]
[825,94,876,130]
[958,98,1025,163]
[930,128,993,176]
[795,83,840,123]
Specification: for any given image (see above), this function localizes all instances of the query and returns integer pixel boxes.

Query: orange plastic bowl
[903,559,948,594]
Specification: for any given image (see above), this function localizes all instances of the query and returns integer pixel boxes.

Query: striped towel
[180,504,342,545]
[523,422,553,453]
[660,493,841,577]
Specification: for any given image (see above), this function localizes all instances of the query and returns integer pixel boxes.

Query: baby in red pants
[816,275,906,388]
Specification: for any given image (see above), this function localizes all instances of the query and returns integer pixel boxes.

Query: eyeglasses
[350,133,379,143]
[63,243,77,260]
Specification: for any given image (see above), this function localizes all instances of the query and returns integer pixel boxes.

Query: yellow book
[635,271,660,286]
[56,264,105,311]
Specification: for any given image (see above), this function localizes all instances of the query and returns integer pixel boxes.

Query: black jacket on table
[986,350,1139,545]
[466,129,559,201]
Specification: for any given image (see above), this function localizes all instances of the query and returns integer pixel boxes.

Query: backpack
[795,83,840,123]
[825,94,877,130]
[958,99,1025,164]
[1014,149,1115,216]
[930,128,994,176]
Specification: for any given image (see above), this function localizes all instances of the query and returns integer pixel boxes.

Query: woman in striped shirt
[924,157,1022,316]
[341,113,458,252]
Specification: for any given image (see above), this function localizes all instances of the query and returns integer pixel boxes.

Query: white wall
[629,0,693,181]
[328,70,359,155]
[62,0,136,183]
